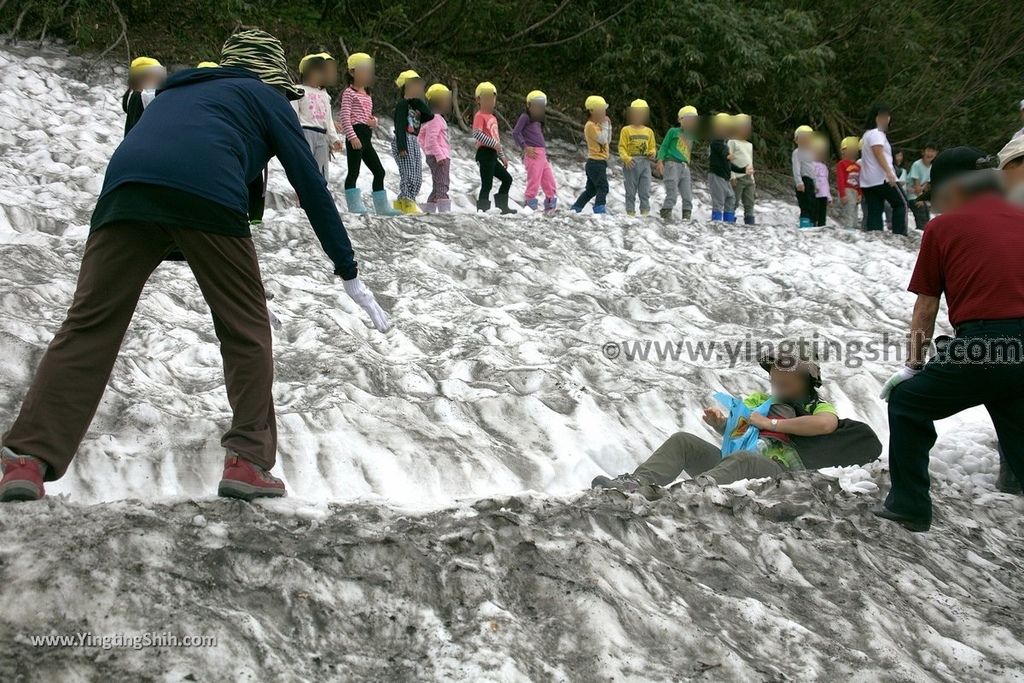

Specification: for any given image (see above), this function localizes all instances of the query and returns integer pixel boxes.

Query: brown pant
[2,222,276,480]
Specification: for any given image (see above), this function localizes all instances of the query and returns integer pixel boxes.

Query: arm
[871,144,895,182]
[791,149,802,187]
[394,100,409,153]
[751,412,839,436]
[419,117,437,157]
[266,96,357,279]
[596,120,612,145]
[907,294,940,368]
[836,165,847,196]
[618,127,632,165]
[646,129,657,158]
[412,97,434,124]
[511,114,528,149]
[657,129,676,161]
[339,90,357,141]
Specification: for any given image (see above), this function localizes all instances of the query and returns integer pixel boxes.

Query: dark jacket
[709,138,746,181]
[101,67,357,279]
[393,97,434,153]
[121,90,145,136]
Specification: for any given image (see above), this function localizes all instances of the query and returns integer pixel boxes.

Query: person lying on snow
[592,347,881,498]
[0,29,390,504]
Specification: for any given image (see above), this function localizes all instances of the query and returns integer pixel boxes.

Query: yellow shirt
[619,125,657,164]
[585,120,611,160]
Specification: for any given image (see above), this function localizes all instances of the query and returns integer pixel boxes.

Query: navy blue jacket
[100,67,357,279]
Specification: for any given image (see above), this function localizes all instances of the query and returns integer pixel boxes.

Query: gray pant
[634,431,783,486]
[841,189,859,229]
[661,160,692,212]
[303,128,330,179]
[709,174,735,214]
[624,158,653,214]
[734,175,755,216]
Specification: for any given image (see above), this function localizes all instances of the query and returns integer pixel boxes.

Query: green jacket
[657,127,695,164]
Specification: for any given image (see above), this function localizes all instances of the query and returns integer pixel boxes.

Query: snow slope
[0,43,1022,683]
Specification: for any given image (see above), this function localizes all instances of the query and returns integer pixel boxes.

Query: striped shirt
[339,87,374,141]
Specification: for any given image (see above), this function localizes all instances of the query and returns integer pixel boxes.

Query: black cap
[919,146,997,201]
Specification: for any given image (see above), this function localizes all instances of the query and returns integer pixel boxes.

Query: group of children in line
[122,51,921,229]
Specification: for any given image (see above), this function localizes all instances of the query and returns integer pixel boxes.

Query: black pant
[813,197,829,227]
[795,176,816,221]
[345,124,386,192]
[910,200,931,230]
[886,323,1024,521]
[573,159,609,210]
[476,147,512,201]
[863,183,907,234]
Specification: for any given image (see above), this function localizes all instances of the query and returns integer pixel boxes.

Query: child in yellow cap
[292,54,343,180]
[836,136,862,229]
[657,106,698,220]
[571,96,612,214]
[619,100,657,216]
[472,82,516,214]
[390,70,434,214]
[513,90,558,213]
[123,56,166,136]
[419,84,453,213]
[339,52,399,215]
[728,114,756,224]
[792,125,817,228]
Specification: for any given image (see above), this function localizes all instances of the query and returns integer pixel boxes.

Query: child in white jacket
[292,53,343,179]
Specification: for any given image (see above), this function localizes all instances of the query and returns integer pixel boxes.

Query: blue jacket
[100,67,357,279]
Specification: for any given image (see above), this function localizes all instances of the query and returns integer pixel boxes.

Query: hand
[349,138,363,150]
[797,183,805,193]
[886,172,898,186]
[746,165,754,176]
[343,277,391,333]
[702,407,726,430]
[501,157,508,168]
[331,141,344,152]
[399,150,408,158]
[625,158,635,168]
[525,147,538,159]
[655,161,664,176]
[879,365,921,401]
[368,116,379,128]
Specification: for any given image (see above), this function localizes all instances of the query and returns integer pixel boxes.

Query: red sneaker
[218,452,286,501]
[1,448,46,502]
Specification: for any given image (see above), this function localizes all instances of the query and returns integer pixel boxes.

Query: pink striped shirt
[339,87,374,141]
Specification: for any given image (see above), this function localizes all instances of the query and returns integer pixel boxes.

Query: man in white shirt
[860,103,908,234]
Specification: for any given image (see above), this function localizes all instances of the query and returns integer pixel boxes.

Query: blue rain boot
[744,214,756,226]
[711,210,723,222]
[724,211,737,223]
[593,204,607,215]
[372,190,401,216]
[544,196,558,214]
[571,204,583,214]
[345,188,368,214]
[799,217,812,229]
[525,198,539,210]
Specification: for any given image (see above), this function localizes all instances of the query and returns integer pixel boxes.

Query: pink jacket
[419,114,450,160]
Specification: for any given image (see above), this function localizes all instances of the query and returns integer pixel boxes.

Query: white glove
[343,277,391,333]
[879,365,921,401]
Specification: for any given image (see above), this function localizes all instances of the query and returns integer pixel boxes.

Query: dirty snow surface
[1,43,1022,682]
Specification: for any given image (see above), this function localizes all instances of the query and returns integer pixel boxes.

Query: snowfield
[0,43,1022,682]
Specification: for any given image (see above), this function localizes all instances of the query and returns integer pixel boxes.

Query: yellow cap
[395,69,421,88]
[526,90,547,105]
[712,112,733,126]
[347,52,372,70]
[298,53,320,74]
[196,61,219,69]
[794,125,814,140]
[425,83,451,101]
[585,95,608,111]
[677,105,698,119]
[733,113,751,125]
[318,52,335,61]
[475,81,497,97]
[130,57,163,74]
[840,136,860,151]
[630,99,650,109]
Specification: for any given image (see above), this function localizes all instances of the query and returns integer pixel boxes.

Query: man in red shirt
[875,147,1024,531]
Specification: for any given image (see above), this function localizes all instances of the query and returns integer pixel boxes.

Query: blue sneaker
[799,217,813,229]
[593,205,607,215]
[723,212,736,223]
[711,210,723,221]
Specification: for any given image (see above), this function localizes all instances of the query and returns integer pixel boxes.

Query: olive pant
[634,431,783,486]
[2,222,276,480]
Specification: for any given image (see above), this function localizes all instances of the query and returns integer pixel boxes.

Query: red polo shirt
[908,193,1024,327]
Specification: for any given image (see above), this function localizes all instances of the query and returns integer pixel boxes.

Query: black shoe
[871,504,931,532]
[494,194,518,215]
[659,208,673,221]
[476,199,491,213]
[681,210,692,220]
[591,473,641,494]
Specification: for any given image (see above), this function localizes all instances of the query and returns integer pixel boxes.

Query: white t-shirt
[860,127,892,188]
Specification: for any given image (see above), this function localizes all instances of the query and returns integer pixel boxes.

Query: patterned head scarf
[220,29,303,100]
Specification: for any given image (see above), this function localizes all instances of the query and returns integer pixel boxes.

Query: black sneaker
[871,504,931,532]
[591,473,642,494]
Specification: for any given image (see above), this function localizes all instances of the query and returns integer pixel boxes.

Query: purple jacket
[512,112,546,149]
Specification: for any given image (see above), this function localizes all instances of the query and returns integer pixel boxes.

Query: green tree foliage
[2,0,1022,168]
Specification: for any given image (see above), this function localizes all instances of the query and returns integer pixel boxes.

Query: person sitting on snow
[592,344,880,497]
